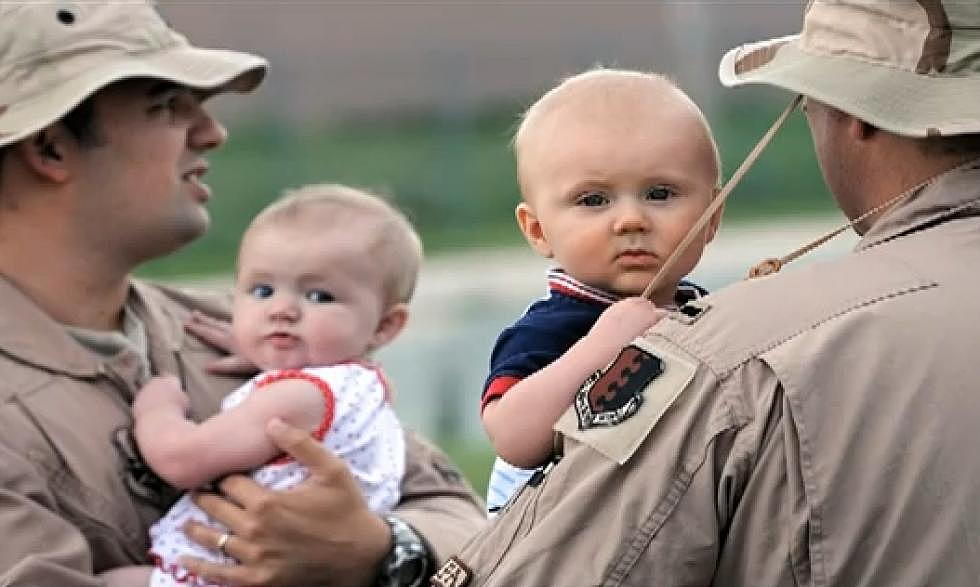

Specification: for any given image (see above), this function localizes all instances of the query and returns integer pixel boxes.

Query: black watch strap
[376,516,432,587]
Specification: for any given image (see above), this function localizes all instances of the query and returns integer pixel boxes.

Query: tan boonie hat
[0,0,268,148]
[719,0,980,138]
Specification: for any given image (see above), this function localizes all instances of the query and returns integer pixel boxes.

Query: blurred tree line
[141,94,832,279]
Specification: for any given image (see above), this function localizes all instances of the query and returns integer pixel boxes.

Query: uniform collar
[859,158,980,251]
[0,276,185,378]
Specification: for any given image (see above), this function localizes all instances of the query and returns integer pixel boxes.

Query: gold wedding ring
[216,531,232,555]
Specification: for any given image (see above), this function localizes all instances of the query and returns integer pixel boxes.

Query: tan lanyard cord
[642,94,803,301]
[747,189,908,278]
[745,156,980,278]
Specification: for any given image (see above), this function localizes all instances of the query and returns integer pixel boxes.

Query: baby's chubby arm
[133,375,325,490]
[482,297,664,468]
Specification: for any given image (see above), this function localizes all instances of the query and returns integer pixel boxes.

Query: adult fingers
[265,418,349,483]
[182,521,246,560]
[209,474,275,514]
[184,312,258,375]
[206,354,259,376]
[184,311,234,351]
[191,489,252,531]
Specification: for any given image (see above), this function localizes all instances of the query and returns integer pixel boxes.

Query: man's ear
[17,128,71,183]
[369,303,409,351]
[844,113,877,142]
[705,187,724,244]
[515,201,553,258]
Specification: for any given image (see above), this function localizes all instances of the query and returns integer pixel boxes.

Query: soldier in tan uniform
[0,2,483,586]
[429,1,980,586]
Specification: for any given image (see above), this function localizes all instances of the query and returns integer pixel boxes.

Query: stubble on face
[78,80,221,265]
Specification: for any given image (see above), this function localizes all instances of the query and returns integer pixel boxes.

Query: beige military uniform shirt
[0,279,484,586]
[435,161,980,587]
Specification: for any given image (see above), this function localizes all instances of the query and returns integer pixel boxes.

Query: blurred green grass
[141,98,835,491]
[139,98,834,280]
[438,438,495,498]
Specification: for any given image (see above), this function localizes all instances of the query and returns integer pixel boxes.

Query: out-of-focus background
[151,1,857,493]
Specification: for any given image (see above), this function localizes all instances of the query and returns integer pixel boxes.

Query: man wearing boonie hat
[430,2,980,585]
[0,2,483,586]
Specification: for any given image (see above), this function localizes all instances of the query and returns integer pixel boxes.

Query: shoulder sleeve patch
[554,338,697,465]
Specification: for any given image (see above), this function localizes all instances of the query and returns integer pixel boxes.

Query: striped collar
[547,268,704,309]
[547,268,620,306]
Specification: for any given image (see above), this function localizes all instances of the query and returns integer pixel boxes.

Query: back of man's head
[720,0,980,148]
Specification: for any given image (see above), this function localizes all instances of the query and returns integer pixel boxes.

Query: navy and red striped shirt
[481,268,706,410]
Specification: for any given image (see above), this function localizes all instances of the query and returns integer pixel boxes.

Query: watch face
[382,516,431,587]
[395,557,426,585]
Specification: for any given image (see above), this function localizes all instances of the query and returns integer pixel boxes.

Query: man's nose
[188,105,228,152]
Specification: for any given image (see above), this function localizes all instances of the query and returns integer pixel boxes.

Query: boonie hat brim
[0,46,266,148]
[719,34,980,138]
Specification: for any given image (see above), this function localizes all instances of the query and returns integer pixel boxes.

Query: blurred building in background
[163,1,803,124]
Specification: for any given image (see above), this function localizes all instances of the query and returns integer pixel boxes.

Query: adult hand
[180,418,391,587]
[184,311,258,376]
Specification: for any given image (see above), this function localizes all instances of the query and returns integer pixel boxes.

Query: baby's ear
[515,202,553,258]
[369,303,409,351]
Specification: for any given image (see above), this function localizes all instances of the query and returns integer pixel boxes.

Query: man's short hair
[919,134,980,158]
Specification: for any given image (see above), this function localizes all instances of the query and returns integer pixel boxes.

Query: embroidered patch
[430,556,473,587]
[575,345,663,430]
[556,339,697,464]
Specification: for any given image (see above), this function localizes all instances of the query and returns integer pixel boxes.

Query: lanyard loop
[642,95,803,300]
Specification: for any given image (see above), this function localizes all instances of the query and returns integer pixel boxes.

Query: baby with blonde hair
[133,184,421,586]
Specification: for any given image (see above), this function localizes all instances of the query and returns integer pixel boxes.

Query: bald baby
[480,68,724,513]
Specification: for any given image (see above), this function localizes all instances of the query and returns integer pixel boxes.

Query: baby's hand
[132,375,189,420]
[588,297,665,350]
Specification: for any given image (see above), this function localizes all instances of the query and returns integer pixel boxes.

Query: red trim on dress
[255,369,336,465]
[480,375,522,412]
[149,551,222,586]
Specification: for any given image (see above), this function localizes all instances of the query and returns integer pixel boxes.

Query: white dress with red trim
[147,364,405,587]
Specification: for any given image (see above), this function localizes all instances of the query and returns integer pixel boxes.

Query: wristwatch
[376,515,433,587]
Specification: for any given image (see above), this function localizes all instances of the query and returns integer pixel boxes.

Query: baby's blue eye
[249,284,274,299]
[305,289,335,304]
[577,192,608,207]
[646,185,674,201]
